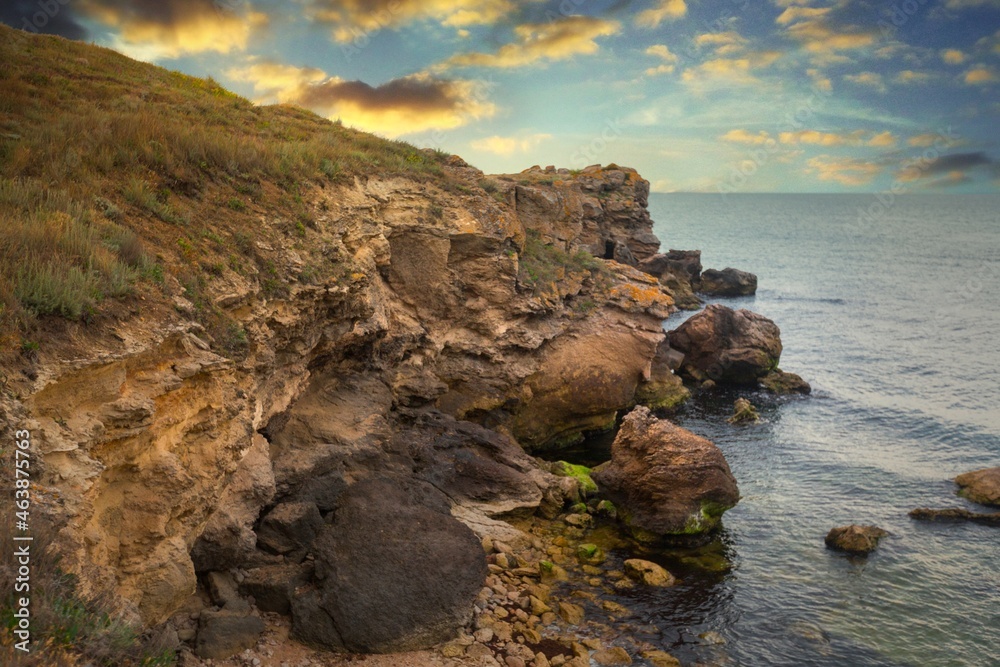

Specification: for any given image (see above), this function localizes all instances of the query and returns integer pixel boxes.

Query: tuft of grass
[517,230,609,295]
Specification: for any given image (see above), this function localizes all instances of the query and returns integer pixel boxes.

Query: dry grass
[0,23,449,359]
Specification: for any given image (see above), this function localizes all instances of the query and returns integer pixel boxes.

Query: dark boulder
[295,476,488,653]
[668,304,782,385]
[240,562,313,615]
[592,406,739,544]
[195,609,265,660]
[824,525,888,554]
[699,268,757,296]
[256,501,324,556]
[760,369,812,395]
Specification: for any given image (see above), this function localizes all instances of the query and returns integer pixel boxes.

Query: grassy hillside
[0,24,450,367]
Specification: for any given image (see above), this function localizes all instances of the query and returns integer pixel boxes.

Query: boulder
[668,304,782,385]
[954,467,1000,507]
[195,609,265,659]
[592,406,740,544]
[824,525,888,554]
[239,562,313,615]
[637,250,702,283]
[908,508,1000,526]
[255,501,324,556]
[299,476,488,653]
[623,559,676,587]
[699,268,757,296]
[760,369,812,395]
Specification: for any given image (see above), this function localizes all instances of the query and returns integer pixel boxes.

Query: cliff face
[10,155,684,625]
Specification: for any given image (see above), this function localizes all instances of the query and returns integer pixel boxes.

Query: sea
[564,194,1000,667]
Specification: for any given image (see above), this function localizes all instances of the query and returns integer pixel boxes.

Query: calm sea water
[577,195,1000,666]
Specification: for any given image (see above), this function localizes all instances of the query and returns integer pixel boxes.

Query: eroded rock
[593,406,740,543]
[955,467,1000,507]
[669,304,783,385]
[699,267,757,296]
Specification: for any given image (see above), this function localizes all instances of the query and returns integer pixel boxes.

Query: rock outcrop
[954,467,1000,507]
[592,407,740,544]
[699,268,758,297]
[668,304,782,385]
[824,525,888,554]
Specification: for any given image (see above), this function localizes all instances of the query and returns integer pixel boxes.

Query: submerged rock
[760,369,812,395]
[297,476,488,653]
[727,397,760,424]
[623,559,676,587]
[954,467,1000,507]
[592,406,740,544]
[699,267,757,296]
[824,525,888,554]
[668,304,782,385]
[908,507,1000,526]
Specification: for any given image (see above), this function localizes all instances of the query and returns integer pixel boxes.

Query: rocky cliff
[5,147,685,629]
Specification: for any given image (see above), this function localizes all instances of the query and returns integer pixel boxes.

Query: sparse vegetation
[0,501,176,666]
[0,23,450,360]
[517,230,608,295]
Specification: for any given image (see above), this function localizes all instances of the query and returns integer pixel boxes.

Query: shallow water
[571,194,1000,666]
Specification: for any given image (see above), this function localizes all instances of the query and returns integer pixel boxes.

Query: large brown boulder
[699,268,757,296]
[295,476,488,653]
[592,407,739,544]
[955,467,1000,507]
[668,304,782,385]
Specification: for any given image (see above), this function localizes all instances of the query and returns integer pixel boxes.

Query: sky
[4,0,1000,193]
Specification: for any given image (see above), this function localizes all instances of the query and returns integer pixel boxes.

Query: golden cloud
[227,62,495,137]
[894,70,933,85]
[694,31,747,56]
[964,67,999,84]
[635,0,687,29]
[940,48,967,64]
[79,0,268,59]
[868,131,897,148]
[806,156,882,186]
[719,129,773,145]
[645,44,679,76]
[304,0,516,42]
[843,71,885,92]
[469,133,552,155]
[778,6,877,64]
[681,51,781,87]
[441,16,620,69]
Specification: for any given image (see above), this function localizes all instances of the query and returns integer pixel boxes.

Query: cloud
[77,0,268,60]
[1,0,86,38]
[943,0,1000,8]
[940,48,967,64]
[636,0,687,28]
[908,132,953,147]
[227,62,495,137]
[843,71,886,92]
[868,131,897,147]
[645,44,679,75]
[441,16,620,69]
[894,70,934,85]
[302,0,516,42]
[469,133,552,155]
[776,129,896,148]
[806,156,882,186]
[964,66,998,84]
[806,68,833,92]
[680,51,782,87]
[694,31,747,56]
[898,151,998,182]
[778,4,877,64]
[720,129,773,145]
